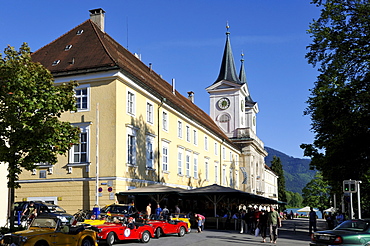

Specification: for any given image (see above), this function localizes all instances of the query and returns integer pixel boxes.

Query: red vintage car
[94,221,154,245]
[149,219,188,238]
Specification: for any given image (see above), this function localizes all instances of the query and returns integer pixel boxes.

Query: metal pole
[350,192,354,219]
[357,181,361,219]
[95,103,99,207]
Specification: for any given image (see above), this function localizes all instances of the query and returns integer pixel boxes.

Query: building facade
[13,9,277,213]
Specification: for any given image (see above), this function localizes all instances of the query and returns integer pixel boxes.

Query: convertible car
[94,221,154,245]
[310,219,370,246]
[0,215,97,246]
[170,213,192,233]
[149,219,188,238]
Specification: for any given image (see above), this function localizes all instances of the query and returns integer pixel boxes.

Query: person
[336,212,344,226]
[155,204,162,220]
[309,207,317,235]
[126,217,135,229]
[146,203,151,220]
[267,206,281,244]
[194,213,206,233]
[22,201,38,219]
[259,210,268,243]
[162,206,169,220]
[175,205,180,214]
[239,210,247,234]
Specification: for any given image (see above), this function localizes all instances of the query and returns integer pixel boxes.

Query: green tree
[286,191,303,208]
[270,156,287,209]
[0,43,79,228]
[301,0,370,193]
[302,172,331,218]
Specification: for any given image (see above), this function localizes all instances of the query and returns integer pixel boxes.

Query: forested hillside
[265,147,315,193]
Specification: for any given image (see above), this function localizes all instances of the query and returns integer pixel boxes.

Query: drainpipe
[157,98,166,183]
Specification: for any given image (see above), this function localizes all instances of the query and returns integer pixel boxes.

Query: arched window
[218,114,230,132]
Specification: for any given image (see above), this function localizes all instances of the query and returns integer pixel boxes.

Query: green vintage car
[310,219,370,246]
[1,215,98,246]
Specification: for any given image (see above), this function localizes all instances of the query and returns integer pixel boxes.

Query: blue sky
[0,1,321,158]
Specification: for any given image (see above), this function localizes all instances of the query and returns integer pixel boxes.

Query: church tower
[206,26,258,138]
[206,25,267,194]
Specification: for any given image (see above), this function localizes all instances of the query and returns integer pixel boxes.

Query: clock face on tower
[217,97,230,110]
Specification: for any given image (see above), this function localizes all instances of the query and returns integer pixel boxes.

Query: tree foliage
[301,0,370,192]
[270,156,287,208]
[0,43,80,188]
[286,191,303,208]
[302,172,331,214]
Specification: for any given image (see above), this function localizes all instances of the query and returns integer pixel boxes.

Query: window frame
[75,84,90,112]
[127,90,135,116]
[146,101,154,124]
[69,125,90,165]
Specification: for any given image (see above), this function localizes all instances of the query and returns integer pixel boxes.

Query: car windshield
[48,205,66,213]
[335,220,369,232]
[103,205,131,214]
[30,217,57,228]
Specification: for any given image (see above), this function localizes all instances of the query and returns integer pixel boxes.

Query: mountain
[264,146,315,194]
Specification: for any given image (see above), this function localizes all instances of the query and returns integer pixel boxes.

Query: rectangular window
[72,132,88,163]
[215,164,218,184]
[193,130,197,145]
[178,121,182,138]
[204,136,208,151]
[162,144,168,172]
[186,153,190,177]
[229,169,233,187]
[146,102,153,124]
[162,111,168,131]
[194,155,198,179]
[128,135,136,165]
[205,160,209,180]
[177,150,183,175]
[235,171,239,188]
[75,88,88,110]
[223,167,226,185]
[223,147,226,160]
[127,91,135,115]
[214,142,218,155]
[186,126,190,142]
[146,135,154,168]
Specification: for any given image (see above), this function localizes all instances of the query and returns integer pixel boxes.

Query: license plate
[320,236,330,240]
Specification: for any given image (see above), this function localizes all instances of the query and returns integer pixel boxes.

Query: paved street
[113,218,327,246]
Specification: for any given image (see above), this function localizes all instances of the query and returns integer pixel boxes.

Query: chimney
[89,8,105,32]
[187,91,194,103]
[172,79,176,95]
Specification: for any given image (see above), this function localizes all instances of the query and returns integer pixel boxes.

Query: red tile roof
[31,19,237,148]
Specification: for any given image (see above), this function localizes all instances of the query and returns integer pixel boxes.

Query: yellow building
[14,9,276,213]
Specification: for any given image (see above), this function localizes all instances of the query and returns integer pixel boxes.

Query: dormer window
[76,30,84,35]
[65,45,72,51]
[52,60,60,66]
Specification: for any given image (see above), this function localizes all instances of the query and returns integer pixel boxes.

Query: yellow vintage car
[1,215,98,246]
[170,213,192,233]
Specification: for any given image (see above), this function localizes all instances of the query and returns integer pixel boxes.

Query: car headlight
[21,236,28,242]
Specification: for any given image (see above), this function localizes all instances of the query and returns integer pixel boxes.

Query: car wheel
[140,230,150,243]
[81,238,92,246]
[106,232,116,246]
[178,226,186,237]
[35,241,48,246]
[155,227,161,238]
